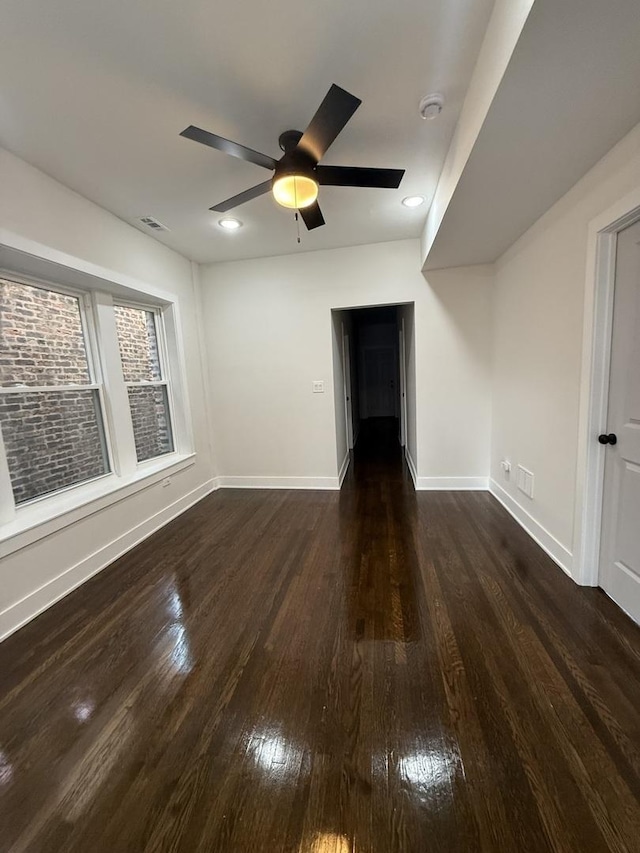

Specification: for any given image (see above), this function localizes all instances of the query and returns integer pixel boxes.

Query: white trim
[0,453,196,556]
[0,384,101,394]
[123,380,168,388]
[92,290,137,477]
[415,476,489,491]
[399,321,408,448]
[341,328,354,451]
[405,447,418,488]
[0,424,14,525]
[0,267,90,301]
[403,450,486,492]
[217,475,340,490]
[160,299,195,458]
[573,188,640,586]
[338,452,351,487]
[489,479,573,577]
[0,478,216,642]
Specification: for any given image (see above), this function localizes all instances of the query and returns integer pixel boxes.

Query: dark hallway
[352,416,402,465]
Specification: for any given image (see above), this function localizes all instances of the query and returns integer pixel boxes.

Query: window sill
[0,453,196,558]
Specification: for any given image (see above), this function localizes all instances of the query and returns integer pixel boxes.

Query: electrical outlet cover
[516,465,534,498]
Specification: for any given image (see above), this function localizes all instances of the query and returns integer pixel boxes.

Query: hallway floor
[1,420,640,851]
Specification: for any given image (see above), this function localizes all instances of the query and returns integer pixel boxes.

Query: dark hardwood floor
[1,418,640,852]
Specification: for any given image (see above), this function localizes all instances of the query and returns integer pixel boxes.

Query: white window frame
[0,274,114,516]
[0,256,195,554]
[113,299,177,467]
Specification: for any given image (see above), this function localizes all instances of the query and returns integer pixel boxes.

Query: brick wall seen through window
[114,305,173,462]
[0,279,109,503]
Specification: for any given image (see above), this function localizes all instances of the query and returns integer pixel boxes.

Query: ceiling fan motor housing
[273,148,317,184]
[278,129,303,153]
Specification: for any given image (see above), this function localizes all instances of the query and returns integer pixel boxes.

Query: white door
[342,329,354,450]
[599,219,640,624]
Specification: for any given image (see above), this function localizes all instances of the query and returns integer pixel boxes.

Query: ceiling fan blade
[297,85,361,162]
[210,180,273,213]
[180,125,277,171]
[316,165,405,189]
[299,202,325,230]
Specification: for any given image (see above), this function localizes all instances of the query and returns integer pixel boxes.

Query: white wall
[0,148,216,638]
[201,240,493,490]
[421,0,535,265]
[491,121,640,578]
[420,265,493,487]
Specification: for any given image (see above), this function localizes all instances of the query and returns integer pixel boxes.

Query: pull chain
[295,211,301,244]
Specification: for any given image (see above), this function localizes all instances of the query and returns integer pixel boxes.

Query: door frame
[341,327,354,450]
[399,320,408,448]
[574,188,640,586]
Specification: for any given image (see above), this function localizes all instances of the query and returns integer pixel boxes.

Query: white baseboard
[405,448,418,488]
[415,476,489,491]
[0,479,217,642]
[403,449,485,491]
[217,475,340,490]
[338,453,351,487]
[489,479,573,577]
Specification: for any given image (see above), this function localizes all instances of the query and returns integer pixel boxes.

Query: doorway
[331,303,415,484]
[598,219,640,623]
[577,194,640,627]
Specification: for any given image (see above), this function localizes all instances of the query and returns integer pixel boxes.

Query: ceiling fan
[180,84,405,230]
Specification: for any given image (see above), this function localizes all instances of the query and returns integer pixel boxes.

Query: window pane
[127,385,174,462]
[0,279,91,387]
[0,390,109,504]
[114,306,162,382]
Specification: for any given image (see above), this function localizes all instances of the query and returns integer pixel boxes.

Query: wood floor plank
[1,418,639,851]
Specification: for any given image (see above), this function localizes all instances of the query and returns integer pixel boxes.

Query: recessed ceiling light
[402,195,425,208]
[218,217,243,231]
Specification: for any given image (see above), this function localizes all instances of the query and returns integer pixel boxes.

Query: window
[0,279,109,504]
[0,272,187,527]
[114,305,174,462]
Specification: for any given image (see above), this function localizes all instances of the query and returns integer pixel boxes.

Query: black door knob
[598,433,618,445]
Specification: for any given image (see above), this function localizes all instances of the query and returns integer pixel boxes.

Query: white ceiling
[425,0,640,269]
[0,0,495,264]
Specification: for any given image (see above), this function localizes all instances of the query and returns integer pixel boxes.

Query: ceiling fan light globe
[272,175,318,209]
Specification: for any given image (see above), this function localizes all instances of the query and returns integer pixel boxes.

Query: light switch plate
[312,380,324,393]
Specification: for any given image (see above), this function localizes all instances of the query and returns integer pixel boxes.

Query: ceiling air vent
[138,216,170,232]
